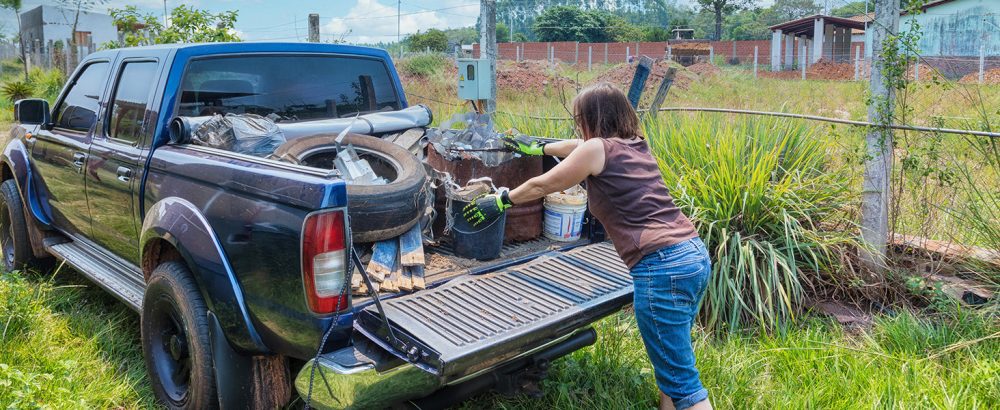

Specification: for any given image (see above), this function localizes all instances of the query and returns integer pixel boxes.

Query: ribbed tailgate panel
[356,242,632,378]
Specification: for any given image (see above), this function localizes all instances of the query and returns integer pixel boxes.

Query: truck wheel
[273,133,428,242]
[142,261,217,409]
[0,179,35,271]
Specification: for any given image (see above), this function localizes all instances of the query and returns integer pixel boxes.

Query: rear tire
[142,261,217,409]
[0,179,35,271]
[273,133,428,242]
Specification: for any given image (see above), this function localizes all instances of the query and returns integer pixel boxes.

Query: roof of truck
[86,42,393,60]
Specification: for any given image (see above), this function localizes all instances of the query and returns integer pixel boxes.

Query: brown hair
[572,82,643,141]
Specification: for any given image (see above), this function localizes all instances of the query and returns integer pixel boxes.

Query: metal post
[861,0,902,271]
[855,45,861,80]
[979,44,986,84]
[588,46,592,71]
[753,46,758,79]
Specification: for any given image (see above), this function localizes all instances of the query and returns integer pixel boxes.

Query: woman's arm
[542,139,582,158]
[509,138,605,204]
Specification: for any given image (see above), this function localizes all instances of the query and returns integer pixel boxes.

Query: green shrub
[398,54,449,78]
[647,115,867,333]
[29,67,65,101]
[1,80,33,102]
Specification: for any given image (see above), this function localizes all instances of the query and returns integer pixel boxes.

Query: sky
[0,0,778,44]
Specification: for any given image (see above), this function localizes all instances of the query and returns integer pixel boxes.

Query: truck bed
[353,237,589,306]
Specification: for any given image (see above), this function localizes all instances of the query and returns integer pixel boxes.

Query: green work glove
[463,188,513,227]
[502,134,546,156]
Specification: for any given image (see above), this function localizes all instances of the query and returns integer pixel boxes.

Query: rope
[497,107,1000,139]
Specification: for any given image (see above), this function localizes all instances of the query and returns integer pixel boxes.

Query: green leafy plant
[398,54,449,78]
[647,115,869,332]
[1,80,33,102]
[28,67,65,101]
[106,4,239,49]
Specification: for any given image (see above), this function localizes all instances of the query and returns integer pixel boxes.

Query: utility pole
[480,0,497,115]
[163,0,168,27]
[397,0,401,58]
[308,14,320,43]
[861,0,901,271]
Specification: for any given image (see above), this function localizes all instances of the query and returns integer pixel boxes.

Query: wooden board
[367,239,398,282]
[399,223,425,266]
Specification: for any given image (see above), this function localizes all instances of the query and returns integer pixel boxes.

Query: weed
[1,80,33,103]
[398,54,450,78]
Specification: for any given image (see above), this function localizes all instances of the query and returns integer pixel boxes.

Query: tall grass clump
[28,67,66,102]
[647,115,867,333]
[397,53,449,78]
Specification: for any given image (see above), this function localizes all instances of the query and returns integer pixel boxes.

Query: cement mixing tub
[427,148,543,242]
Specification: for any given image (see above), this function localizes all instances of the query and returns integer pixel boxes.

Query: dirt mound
[595,60,698,93]
[959,68,1000,84]
[907,63,939,81]
[687,62,720,77]
[669,42,711,51]
[805,61,855,80]
[496,60,576,92]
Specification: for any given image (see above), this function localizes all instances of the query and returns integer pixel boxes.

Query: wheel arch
[140,196,268,355]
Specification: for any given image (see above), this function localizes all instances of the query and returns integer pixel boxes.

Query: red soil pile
[496,60,577,92]
[687,62,720,77]
[805,61,855,80]
[595,60,698,93]
[669,42,711,51]
[959,67,1000,84]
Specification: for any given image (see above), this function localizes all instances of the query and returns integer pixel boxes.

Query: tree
[696,0,753,41]
[406,29,448,52]
[592,11,643,42]
[831,1,874,17]
[56,0,107,64]
[767,0,822,22]
[496,22,510,43]
[513,32,528,42]
[106,5,238,48]
[532,6,593,42]
[0,0,27,80]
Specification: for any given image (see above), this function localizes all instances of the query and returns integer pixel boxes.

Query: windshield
[177,54,401,122]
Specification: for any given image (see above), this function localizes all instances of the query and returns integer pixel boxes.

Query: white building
[19,5,117,49]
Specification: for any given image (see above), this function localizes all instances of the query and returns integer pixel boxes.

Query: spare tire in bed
[273,133,428,243]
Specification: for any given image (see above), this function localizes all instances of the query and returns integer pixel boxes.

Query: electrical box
[456,58,494,100]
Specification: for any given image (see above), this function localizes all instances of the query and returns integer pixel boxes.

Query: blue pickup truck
[2,42,633,409]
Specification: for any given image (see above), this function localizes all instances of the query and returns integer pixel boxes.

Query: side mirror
[14,99,50,126]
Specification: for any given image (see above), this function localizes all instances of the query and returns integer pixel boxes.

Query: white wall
[900,0,1000,56]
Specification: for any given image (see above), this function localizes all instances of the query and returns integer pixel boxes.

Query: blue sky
[0,0,753,44]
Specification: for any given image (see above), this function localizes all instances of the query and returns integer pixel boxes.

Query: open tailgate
[354,242,632,381]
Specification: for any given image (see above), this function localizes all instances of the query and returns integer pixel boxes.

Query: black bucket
[451,199,506,260]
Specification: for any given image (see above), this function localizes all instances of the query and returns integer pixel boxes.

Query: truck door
[86,60,160,262]
[29,61,110,238]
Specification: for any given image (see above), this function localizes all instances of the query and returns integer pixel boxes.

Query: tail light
[302,210,350,314]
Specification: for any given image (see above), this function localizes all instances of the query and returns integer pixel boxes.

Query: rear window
[177,55,401,122]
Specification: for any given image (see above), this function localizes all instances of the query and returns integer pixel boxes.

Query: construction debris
[334,145,388,185]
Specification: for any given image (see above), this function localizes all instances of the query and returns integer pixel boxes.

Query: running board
[355,242,633,381]
[46,241,145,311]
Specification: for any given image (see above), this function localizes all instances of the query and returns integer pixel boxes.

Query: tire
[273,133,428,242]
[142,261,217,410]
[0,179,35,271]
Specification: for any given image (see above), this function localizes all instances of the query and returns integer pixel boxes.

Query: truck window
[55,62,109,132]
[177,55,401,122]
[107,61,158,145]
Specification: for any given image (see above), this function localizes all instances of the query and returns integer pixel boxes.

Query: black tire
[273,133,428,242]
[0,179,35,271]
[142,261,217,410]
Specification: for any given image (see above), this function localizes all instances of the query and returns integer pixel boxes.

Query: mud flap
[353,242,633,382]
[209,311,253,410]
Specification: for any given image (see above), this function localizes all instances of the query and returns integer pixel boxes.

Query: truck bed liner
[354,242,632,381]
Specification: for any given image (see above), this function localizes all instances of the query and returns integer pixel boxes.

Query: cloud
[323,0,478,44]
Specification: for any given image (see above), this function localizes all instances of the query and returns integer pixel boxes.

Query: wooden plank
[409,265,426,290]
[893,234,1000,267]
[647,67,676,119]
[626,56,654,109]
[398,265,413,292]
[399,223,425,266]
[382,258,401,292]
[367,239,398,282]
[350,266,362,291]
[391,128,426,152]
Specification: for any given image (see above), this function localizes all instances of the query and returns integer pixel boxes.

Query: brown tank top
[586,138,698,268]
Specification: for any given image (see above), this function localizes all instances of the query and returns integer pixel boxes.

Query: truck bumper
[295,328,597,409]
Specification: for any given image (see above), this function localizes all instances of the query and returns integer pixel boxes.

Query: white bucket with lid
[543,185,587,242]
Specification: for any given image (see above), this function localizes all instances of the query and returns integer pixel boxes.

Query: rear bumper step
[355,242,632,381]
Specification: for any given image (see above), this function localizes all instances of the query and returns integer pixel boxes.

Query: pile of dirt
[907,63,939,81]
[669,42,711,51]
[959,68,1000,84]
[496,60,577,92]
[687,62,720,77]
[597,60,698,93]
[805,61,856,80]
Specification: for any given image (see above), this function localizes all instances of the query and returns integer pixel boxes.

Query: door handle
[72,152,87,173]
[116,166,133,183]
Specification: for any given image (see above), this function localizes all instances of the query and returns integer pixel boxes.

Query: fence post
[604,43,608,64]
[636,42,640,58]
[979,44,986,84]
[802,45,807,80]
[913,59,919,82]
[667,45,672,61]
[575,41,579,65]
[753,46,758,79]
[626,46,630,63]
[709,45,714,65]
[588,46,592,71]
[854,45,861,81]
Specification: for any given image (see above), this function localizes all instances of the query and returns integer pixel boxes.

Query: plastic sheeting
[191,114,287,156]
[425,112,514,167]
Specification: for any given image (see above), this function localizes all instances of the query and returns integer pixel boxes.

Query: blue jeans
[631,237,711,410]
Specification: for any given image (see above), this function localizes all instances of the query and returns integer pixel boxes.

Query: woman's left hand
[463,188,513,226]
